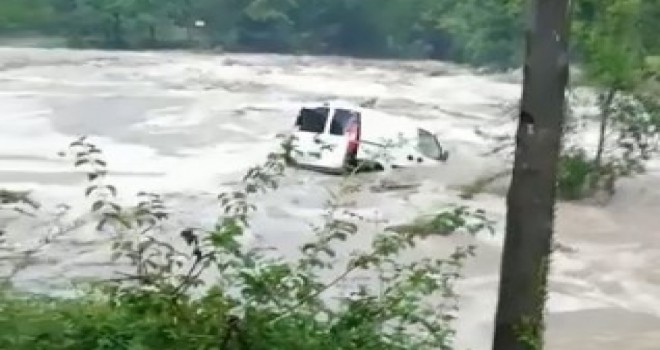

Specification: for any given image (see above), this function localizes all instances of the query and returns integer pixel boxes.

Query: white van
[289,101,448,173]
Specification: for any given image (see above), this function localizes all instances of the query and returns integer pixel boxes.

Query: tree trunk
[593,88,617,173]
[148,24,157,47]
[112,12,125,48]
[492,0,571,349]
[185,0,194,44]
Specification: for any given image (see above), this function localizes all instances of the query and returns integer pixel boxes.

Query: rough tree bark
[492,0,571,349]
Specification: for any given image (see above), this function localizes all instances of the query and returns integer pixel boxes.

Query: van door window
[329,109,358,135]
[296,107,329,133]
[417,128,444,160]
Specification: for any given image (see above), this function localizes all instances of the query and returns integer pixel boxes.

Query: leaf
[321,247,336,258]
[69,139,84,147]
[154,212,168,220]
[193,248,202,260]
[85,185,98,197]
[92,200,104,212]
[108,202,121,213]
[74,159,89,167]
[302,243,317,253]
[106,185,117,197]
[107,213,131,229]
[180,229,197,245]
[96,218,108,231]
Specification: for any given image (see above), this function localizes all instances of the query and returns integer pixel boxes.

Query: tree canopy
[1,0,658,70]
[0,0,522,67]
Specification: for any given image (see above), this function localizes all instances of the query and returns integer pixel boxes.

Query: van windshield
[417,128,444,160]
[295,107,329,133]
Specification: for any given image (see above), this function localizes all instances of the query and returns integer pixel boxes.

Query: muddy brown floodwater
[1,47,660,349]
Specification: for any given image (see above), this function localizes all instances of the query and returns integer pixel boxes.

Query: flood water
[1,47,660,349]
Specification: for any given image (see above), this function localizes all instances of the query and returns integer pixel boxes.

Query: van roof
[300,101,420,135]
[300,100,360,111]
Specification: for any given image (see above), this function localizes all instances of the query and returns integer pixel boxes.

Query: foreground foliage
[0,137,494,349]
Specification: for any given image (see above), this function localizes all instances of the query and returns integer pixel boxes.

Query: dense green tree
[433,0,525,67]
[2,0,659,70]
[0,0,530,67]
[567,0,660,197]
[0,0,54,32]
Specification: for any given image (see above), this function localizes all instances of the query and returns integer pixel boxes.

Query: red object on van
[345,119,359,154]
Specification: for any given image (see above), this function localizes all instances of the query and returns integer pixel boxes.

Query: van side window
[330,109,358,135]
[297,107,329,133]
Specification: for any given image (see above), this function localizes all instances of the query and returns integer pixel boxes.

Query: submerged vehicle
[289,101,449,173]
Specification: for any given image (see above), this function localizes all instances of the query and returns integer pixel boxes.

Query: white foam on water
[547,293,608,312]
[2,47,660,350]
[132,106,191,128]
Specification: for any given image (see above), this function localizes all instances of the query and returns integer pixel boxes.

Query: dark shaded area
[0,0,525,69]
[5,1,658,70]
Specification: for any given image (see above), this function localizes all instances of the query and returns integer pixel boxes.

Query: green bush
[0,137,494,350]
[478,90,660,202]
[557,148,595,200]
[0,288,226,350]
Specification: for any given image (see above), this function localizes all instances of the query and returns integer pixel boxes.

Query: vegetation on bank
[0,0,652,69]
[0,137,494,349]
[470,0,660,201]
[0,0,524,68]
